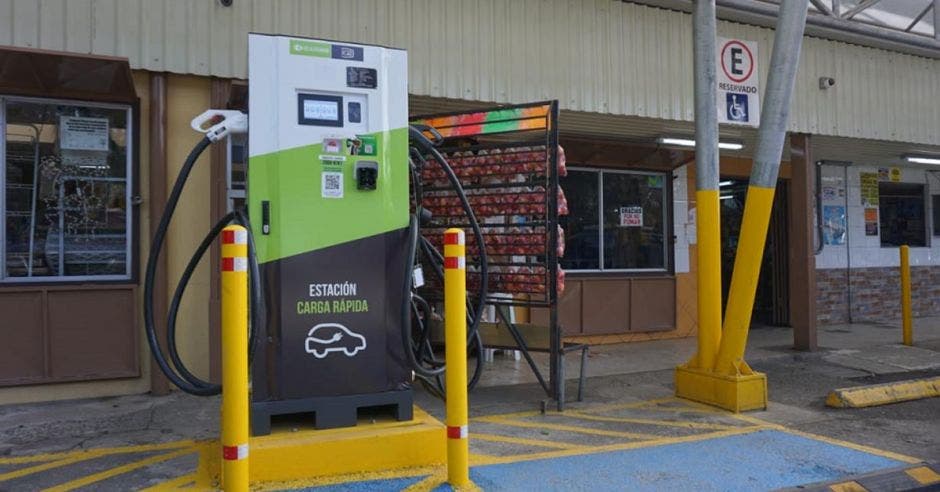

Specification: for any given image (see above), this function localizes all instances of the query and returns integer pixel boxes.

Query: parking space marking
[573,397,725,416]
[828,480,868,492]
[469,426,761,466]
[565,411,740,430]
[0,440,196,467]
[4,396,924,491]
[473,416,663,441]
[44,447,196,492]
[471,432,589,451]
[0,455,101,482]
[906,465,940,485]
[139,472,197,491]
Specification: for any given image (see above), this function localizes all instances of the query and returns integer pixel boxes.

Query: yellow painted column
[221,225,249,492]
[714,185,775,375]
[443,229,470,487]
[900,245,912,346]
[696,189,722,369]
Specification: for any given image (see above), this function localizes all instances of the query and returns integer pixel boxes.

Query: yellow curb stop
[826,377,940,409]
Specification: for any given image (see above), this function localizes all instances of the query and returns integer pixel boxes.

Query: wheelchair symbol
[726,93,749,122]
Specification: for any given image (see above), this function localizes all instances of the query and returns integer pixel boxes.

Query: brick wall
[816,266,940,324]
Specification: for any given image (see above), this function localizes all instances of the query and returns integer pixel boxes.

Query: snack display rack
[413,101,583,408]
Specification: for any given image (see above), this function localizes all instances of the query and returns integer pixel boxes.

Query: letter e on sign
[721,41,753,83]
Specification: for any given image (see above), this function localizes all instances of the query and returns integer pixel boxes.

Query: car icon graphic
[304,323,367,359]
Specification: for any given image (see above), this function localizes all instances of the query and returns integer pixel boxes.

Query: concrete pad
[823,345,940,376]
[853,345,940,371]
[750,402,830,426]
[823,352,907,375]
[196,406,445,487]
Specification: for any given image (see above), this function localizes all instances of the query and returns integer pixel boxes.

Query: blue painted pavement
[305,430,904,491]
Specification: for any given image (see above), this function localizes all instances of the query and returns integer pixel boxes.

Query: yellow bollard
[900,245,912,346]
[443,228,470,487]
[714,185,775,375]
[696,189,723,369]
[221,225,249,491]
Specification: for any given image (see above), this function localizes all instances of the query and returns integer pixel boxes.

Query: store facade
[816,161,940,324]
[0,0,938,403]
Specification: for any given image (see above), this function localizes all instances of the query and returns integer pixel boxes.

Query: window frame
[933,194,940,237]
[564,165,672,274]
[0,95,136,284]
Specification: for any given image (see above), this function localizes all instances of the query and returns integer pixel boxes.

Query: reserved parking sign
[718,37,760,127]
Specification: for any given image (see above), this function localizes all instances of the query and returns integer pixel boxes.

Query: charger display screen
[303,99,339,121]
[297,94,343,127]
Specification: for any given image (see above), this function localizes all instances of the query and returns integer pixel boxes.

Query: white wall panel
[2,0,938,145]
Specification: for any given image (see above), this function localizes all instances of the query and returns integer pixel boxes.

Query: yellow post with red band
[443,228,470,487]
[900,245,912,346]
[221,225,249,492]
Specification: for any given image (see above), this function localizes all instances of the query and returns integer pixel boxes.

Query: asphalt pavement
[0,319,937,490]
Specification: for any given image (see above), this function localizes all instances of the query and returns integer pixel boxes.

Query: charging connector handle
[191,110,248,142]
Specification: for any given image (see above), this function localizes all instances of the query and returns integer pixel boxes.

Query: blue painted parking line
[307,429,906,491]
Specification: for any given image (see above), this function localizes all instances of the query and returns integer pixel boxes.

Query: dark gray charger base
[250,389,413,436]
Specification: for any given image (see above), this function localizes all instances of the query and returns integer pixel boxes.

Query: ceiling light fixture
[719,180,733,187]
[903,155,940,165]
[657,137,744,151]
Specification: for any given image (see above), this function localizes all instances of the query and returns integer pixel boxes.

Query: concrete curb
[779,462,940,492]
[825,377,940,409]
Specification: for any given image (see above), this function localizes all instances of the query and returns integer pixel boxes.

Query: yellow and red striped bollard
[221,225,249,491]
[443,228,470,487]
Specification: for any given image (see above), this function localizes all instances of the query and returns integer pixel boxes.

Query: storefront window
[560,168,668,271]
[879,182,926,247]
[1,97,133,281]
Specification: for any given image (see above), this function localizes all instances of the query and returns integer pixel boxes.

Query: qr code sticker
[322,172,343,198]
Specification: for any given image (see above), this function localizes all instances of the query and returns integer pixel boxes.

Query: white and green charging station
[246,34,414,434]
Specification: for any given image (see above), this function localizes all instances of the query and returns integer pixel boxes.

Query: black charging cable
[144,136,264,396]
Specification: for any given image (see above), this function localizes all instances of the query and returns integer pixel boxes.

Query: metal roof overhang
[624,0,940,59]
[411,96,940,171]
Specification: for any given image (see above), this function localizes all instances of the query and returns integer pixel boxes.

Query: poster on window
[619,206,643,227]
[60,116,110,151]
[865,208,879,236]
[860,172,879,207]
[822,205,846,245]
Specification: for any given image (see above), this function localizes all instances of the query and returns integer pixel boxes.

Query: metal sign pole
[715,0,810,375]
[691,0,723,370]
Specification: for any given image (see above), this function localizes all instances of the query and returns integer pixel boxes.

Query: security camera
[219,0,233,6]
[819,77,836,90]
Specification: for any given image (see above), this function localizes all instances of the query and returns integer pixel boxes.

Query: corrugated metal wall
[1,0,938,145]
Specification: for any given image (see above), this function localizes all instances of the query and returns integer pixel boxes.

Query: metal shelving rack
[3,130,41,277]
[412,101,581,409]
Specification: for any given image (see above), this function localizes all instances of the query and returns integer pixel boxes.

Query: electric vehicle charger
[144,36,490,433]
[144,120,488,402]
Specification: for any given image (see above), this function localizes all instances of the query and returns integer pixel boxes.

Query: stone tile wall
[816,266,940,324]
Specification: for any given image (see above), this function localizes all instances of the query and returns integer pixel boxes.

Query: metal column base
[674,365,767,413]
[251,390,413,436]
